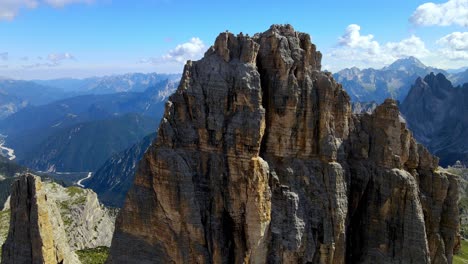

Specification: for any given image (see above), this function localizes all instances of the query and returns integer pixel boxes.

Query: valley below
[0,11,466,263]
[0,135,15,161]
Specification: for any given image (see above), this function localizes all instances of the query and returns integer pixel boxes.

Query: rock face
[401,73,468,166]
[1,174,80,264]
[351,101,377,115]
[42,183,116,250]
[108,25,459,264]
[0,206,10,262]
[1,174,116,264]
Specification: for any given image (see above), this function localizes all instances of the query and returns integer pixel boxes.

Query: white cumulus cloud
[410,0,468,27]
[385,35,430,58]
[338,24,381,55]
[326,24,430,71]
[436,32,468,60]
[162,37,206,63]
[0,0,93,20]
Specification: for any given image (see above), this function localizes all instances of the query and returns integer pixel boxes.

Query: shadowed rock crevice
[107,25,459,264]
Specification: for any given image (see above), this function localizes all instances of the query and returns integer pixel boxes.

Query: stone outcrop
[43,182,116,250]
[1,175,116,264]
[1,174,80,264]
[108,25,459,264]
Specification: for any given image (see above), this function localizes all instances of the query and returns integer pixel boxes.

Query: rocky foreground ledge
[1,174,115,264]
[107,25,459,263]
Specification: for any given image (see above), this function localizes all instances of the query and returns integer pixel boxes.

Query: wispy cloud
[22,62,57,68]
[327,24,429,70]
[21,52,76,68]
[0,0,37,21]
[0,52,8,61]
[0,0,94,21]
[47,52,75,63]
[43,0,94,8]
[410,0,468,27]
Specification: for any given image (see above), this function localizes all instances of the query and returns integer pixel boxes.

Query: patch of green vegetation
[51,182,58,191]
[459,197,468,215]
[59,200,71,211]
[72,195,87,206]
[63,216,72,227]
[462,225,468,240]
[76,246,109,264]
[454,239,468,264]
[66,186,85,197]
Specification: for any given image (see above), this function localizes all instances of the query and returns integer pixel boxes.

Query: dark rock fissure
[257,52,270,159]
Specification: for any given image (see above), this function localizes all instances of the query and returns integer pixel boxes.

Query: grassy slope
[454,240,468,264]
[76,246,109,264]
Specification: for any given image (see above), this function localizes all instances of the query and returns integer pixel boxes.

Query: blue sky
[0,0,467,79]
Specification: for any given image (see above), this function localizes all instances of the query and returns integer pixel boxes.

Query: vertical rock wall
[108,25,459,264]
[1,174,80,264]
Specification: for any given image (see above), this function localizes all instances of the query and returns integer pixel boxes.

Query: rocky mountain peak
[402,72,468,166]
[108,25,459,264]
[206,24,322,70]
[423,72,453,91]
[384,56,426,71]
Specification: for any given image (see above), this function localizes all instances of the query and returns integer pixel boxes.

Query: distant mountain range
[22,113,157,172]
[0,73,180,119]
[33,72,180,94]
[85,133,156,207]
[450,69,468,86]
[0,79,178,172]
[0,79,74,119]
[401,73,468,166]
[334,56,467,103]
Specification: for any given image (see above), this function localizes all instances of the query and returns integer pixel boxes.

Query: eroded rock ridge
[108,25,459,264]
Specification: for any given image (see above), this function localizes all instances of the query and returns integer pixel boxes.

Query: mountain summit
[108,25,459,263]
[401,72,468,166]
[334,56,447,102]
[383,56,427,72]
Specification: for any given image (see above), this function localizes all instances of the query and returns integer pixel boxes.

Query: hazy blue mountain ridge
[334,57,448,103]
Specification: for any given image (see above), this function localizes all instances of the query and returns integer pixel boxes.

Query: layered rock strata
[1,175,116,264]
[1,174,80,264]
[108,25,459,264]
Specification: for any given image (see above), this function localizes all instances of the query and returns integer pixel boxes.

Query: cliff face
[1,174,80,264]
[1,175,116,264]
[108,25,459,264]
[42,183,116,251]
